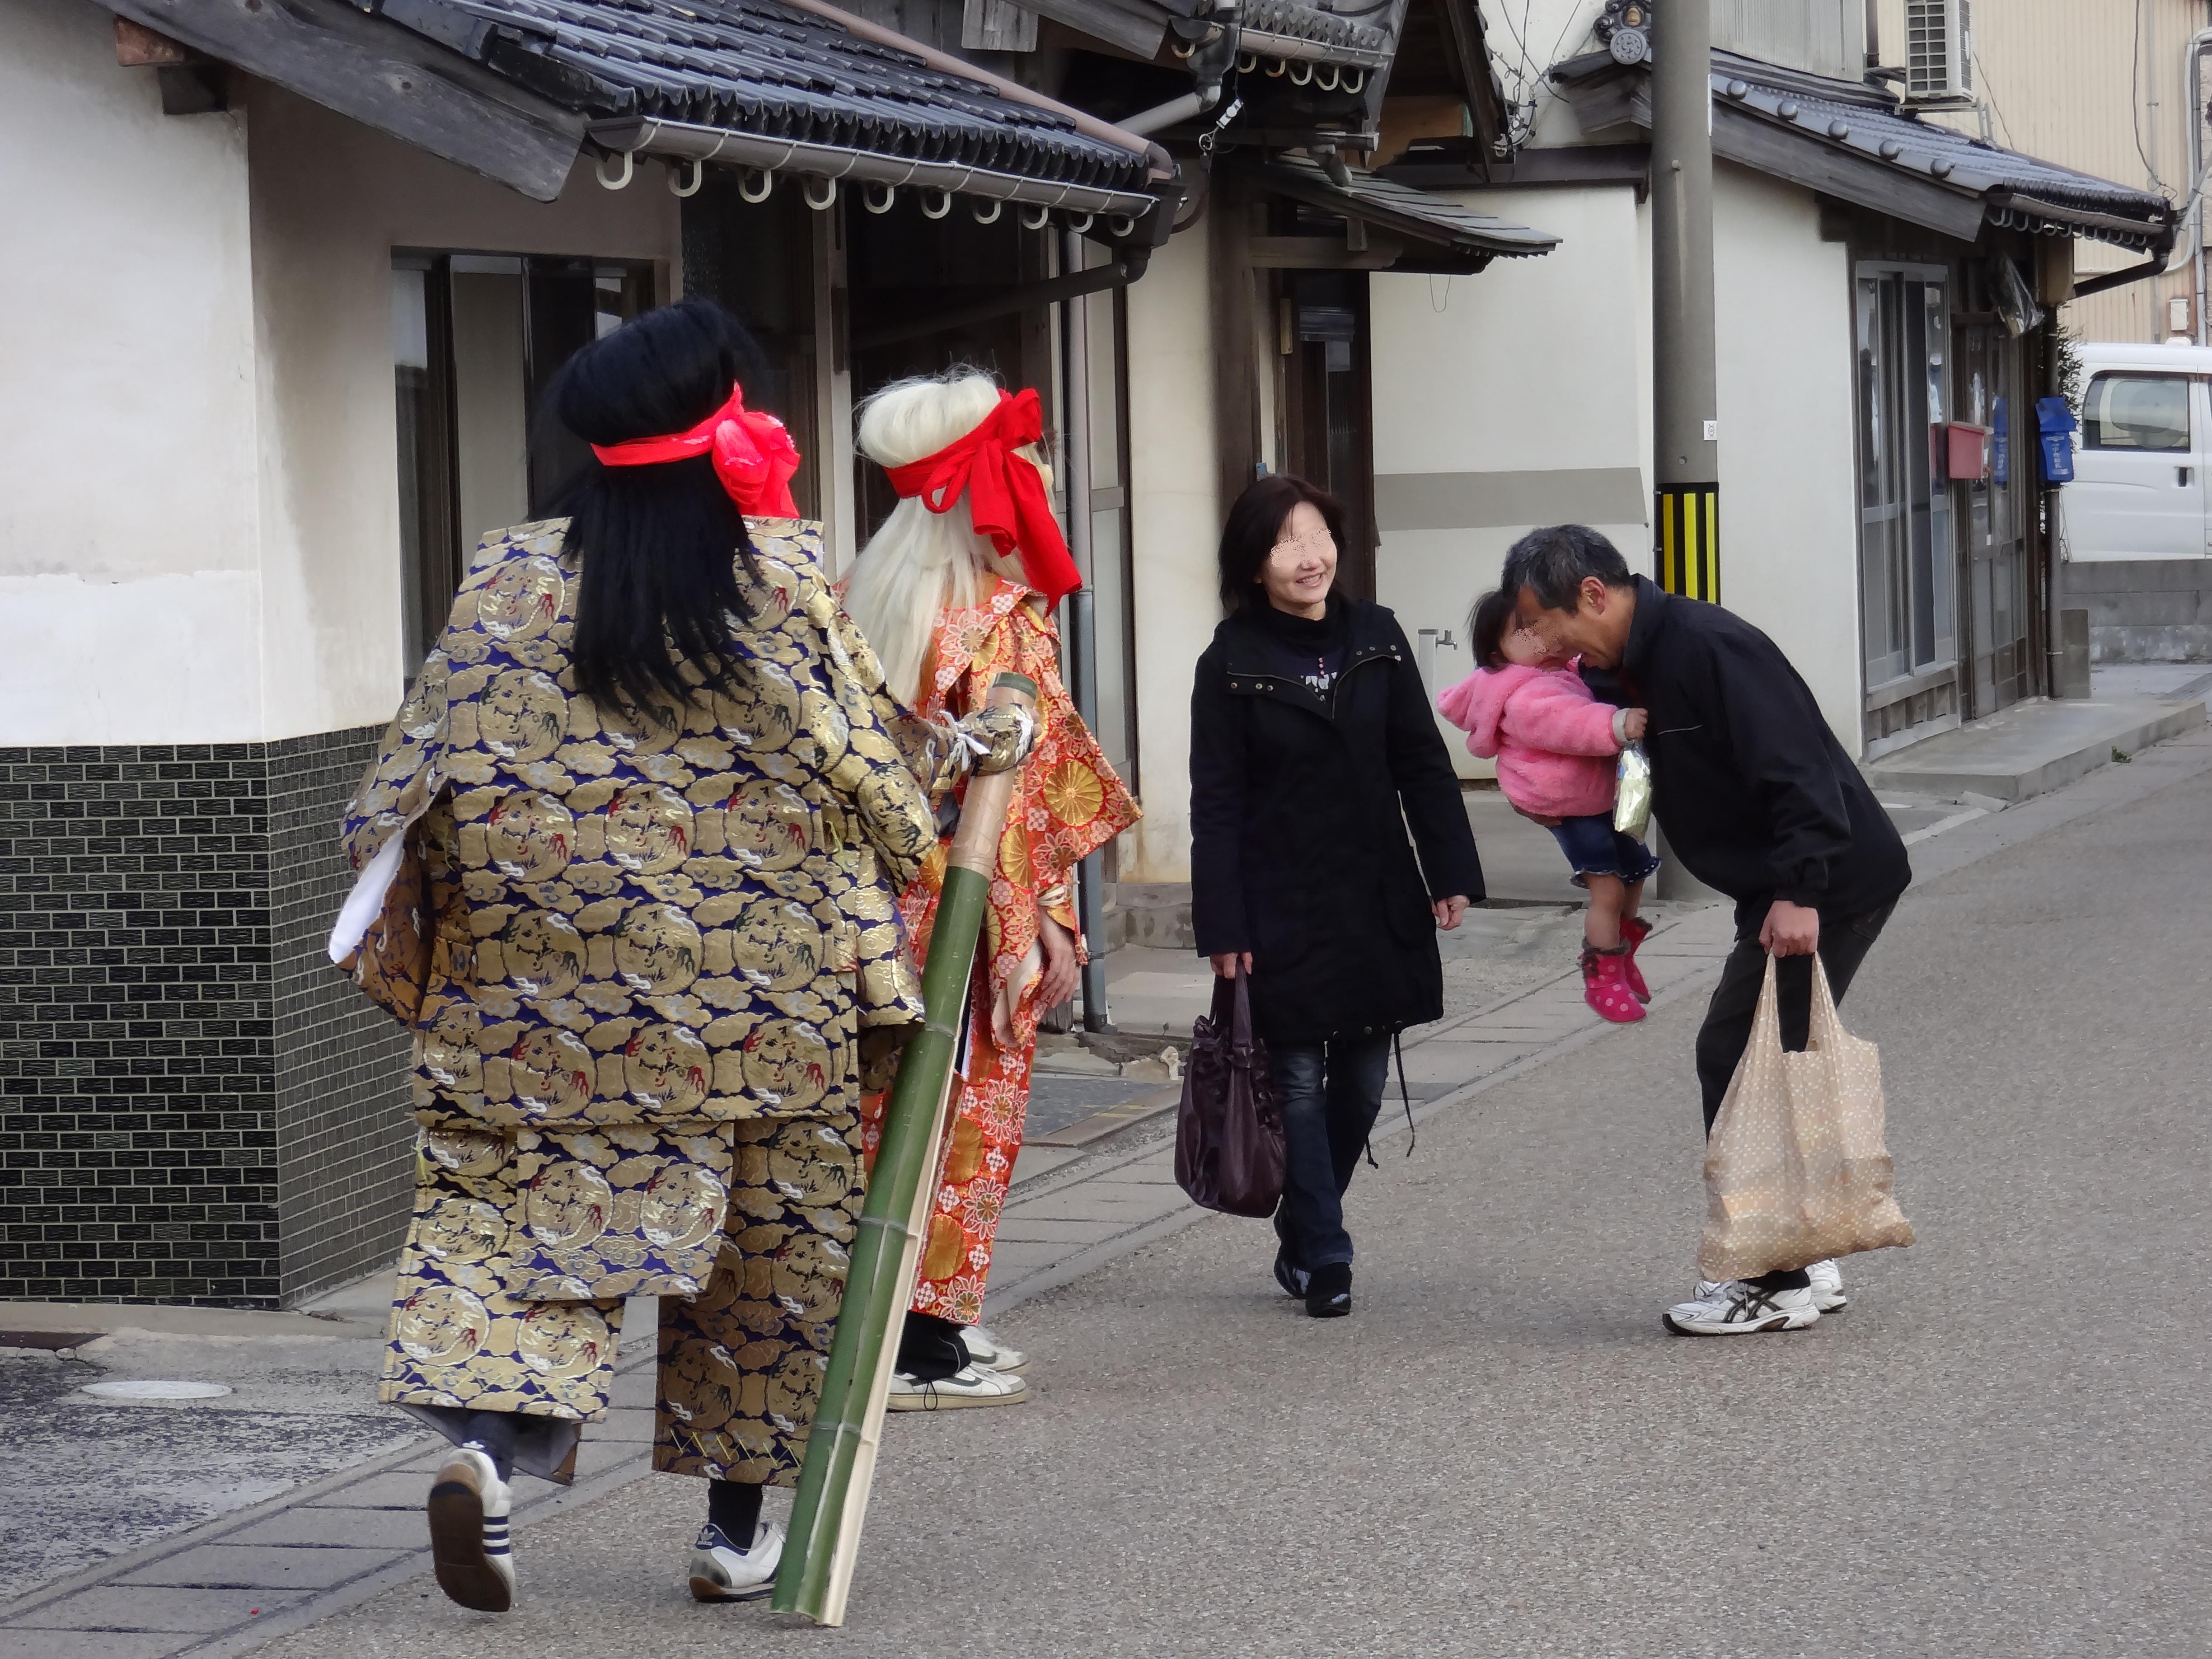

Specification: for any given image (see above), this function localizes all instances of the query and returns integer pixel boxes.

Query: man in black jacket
[1503,525,1910,1336]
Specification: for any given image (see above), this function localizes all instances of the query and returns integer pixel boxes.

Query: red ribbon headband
[881,387,1082,607]
[590,380,801,519]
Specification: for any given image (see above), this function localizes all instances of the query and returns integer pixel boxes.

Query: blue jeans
[1548,813,1661,886]
[1269,1034,1392,1271]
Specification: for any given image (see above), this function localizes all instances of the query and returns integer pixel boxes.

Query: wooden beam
[113,16,188,65]
[961,0,1037,51]
[1249,234,1409,269]
[104,0,585,201]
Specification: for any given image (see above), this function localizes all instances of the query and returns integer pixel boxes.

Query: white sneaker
[1663,1280,1822,1336]
[427,1445,515,1612]
[1807,1258,1848,1312]
[688,1518,784,1602]
[959,1324,1027,1373]
[884,1363,1030,1411]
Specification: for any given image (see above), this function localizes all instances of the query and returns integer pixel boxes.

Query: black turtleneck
[1249,595,1346,696]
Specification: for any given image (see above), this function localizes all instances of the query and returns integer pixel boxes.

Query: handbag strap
[1360,1030,1417,1169]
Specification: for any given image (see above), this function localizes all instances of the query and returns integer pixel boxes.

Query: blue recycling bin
[2037,395,2076,485]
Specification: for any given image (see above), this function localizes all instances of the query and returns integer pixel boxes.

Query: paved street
[5,721,2207,1657]
[103,729,2211,1655]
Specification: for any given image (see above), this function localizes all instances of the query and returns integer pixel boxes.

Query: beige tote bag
[1698,955,1915,1281]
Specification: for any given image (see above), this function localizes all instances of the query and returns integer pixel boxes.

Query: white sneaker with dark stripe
[884,1363,1028,1410]
[1663,1279,1821,1336]
[1806,1258,1848,1312]
[427,1445,515,1612]
[688,1519,785,1602]
[959,1324,1027,1374]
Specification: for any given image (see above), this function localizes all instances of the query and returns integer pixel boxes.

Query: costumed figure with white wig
[840,370,1139,1407]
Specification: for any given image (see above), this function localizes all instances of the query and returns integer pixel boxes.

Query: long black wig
[546,297,768,726]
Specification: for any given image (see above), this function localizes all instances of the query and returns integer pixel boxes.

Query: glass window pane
[2083,374,2191,450]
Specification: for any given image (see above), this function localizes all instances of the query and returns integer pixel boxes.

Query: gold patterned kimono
[337,518,935,1486]
[858,576,1138,1325]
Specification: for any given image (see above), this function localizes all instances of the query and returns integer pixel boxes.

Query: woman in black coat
[1189,475,1483,1318]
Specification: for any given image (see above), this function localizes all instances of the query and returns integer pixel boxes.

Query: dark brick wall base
[0,727,409,1308]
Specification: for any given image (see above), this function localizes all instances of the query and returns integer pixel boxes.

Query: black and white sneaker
[1806,1258,1848,1312]
[1273,1249,1310,1301]
[427,1445,515,1612]
[884,1363,1028,1410]
[1663,1279,1820,1336]
[958,1324,1027,1374]
[1305,1261,1351,1318]
[688,1518,785,1602]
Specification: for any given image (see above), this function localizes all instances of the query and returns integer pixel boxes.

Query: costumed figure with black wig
[838,370,1139,1406]
[330,302,1035,1612]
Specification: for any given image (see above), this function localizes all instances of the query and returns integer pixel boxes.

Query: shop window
[391,252,656,669]
[2082,374,2190,452]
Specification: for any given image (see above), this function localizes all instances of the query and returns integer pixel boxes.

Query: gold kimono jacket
[336,518,935,1485]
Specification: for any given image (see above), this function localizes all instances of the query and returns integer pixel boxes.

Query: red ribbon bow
[590,381,801,519]
[882,387,1082,606]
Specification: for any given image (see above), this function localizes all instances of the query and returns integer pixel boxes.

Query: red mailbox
[1945,422,1992,482]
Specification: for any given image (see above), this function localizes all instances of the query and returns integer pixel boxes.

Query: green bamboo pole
[773,671,1038,1626]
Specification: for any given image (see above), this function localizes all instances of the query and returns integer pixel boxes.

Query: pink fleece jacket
[1436,662,1623,819]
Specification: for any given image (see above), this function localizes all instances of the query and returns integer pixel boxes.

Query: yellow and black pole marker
[1649,0,1719,606]
[1655,483,1720,602]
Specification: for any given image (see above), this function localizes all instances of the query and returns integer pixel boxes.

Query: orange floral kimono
[859,576,1138,1324]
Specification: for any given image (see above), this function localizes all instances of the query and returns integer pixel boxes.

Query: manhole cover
[80,1379,234,1401]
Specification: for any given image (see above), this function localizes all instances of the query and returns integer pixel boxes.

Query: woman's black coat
[1189,598,1485,1046]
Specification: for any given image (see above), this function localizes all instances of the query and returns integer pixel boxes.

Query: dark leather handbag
[1174,966,1286,1217]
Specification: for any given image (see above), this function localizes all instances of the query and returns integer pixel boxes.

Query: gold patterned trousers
[379,1109,866,1487]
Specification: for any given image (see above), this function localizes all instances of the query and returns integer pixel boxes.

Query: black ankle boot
[1305,1261,1352,1318]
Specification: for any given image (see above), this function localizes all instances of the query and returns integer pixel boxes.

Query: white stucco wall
[244,84,680,740]
[0,0,267,743]
[1121,225,1222,883]
[1711,162,1862,751]
[1369,183,1654,775]
[0,16,682,750]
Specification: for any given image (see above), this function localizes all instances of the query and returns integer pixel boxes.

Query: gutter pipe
[2188,30,2212,342]
[587,117,1158,216]
[1119,85,1221,138]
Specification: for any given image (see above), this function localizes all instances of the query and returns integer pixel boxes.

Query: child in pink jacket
[1437,590,1659,1023]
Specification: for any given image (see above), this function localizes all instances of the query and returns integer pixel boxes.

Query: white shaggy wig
[841,369,1033,709]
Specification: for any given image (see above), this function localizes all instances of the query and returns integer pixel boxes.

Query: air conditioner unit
[1905,0,1974,103]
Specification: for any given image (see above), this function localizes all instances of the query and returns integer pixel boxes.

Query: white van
[2062,341,2212,561]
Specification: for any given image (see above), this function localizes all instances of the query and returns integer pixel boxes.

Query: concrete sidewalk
[1865,664,2210,804]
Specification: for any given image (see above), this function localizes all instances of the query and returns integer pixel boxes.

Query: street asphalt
[250,737,2212,1657]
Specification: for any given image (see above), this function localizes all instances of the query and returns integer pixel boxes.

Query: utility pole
[1650,0,1719,605]
[1650,0,1720,904]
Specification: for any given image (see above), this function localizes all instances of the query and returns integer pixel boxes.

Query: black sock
[708,1478,764,1545]
[895,1311,968,1382]
[457,1409,519,1482]
[1745,1267,1812,1293]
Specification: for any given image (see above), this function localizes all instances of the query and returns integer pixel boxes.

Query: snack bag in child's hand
[1614,742,1652,840]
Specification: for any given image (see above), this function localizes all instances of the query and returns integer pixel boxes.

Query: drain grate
[80,1379,234,1401]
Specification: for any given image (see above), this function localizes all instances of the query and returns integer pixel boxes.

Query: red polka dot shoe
[1619,916,1654,1003]
[1580,945,1646,1023]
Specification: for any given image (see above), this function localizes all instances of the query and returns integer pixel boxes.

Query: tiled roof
[1263,155,1562,260]
[1709,59,2171,247]
[1239,0,1394,67]
[1554,47,2175,252]
[374,0,1159,208]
